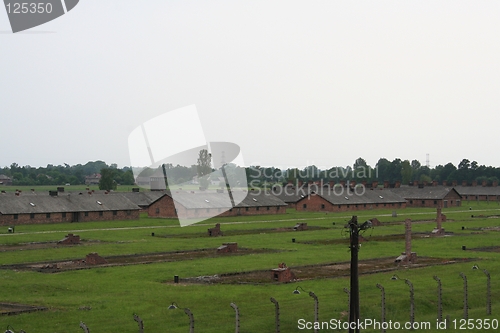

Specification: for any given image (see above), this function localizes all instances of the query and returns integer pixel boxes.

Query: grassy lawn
[1,202,500,332]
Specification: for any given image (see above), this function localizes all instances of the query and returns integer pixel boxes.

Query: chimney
[340,180,346,188]
[413,180,419,186]
[361,180,367,187]
[472,180,477,187]
[298,180,303,187]
[405,218,412,257]
[462,180,467,186]
[436,207,443,231]
[395,180,401,188]
[432,180,437,186]
[349,180,356,187]
[423,180,428,187]
[442,180,447,186]
[372,181,378,189]
[329,181,335,189]
[288,180,293,185]
[383,180,389,188]
[493,181,498,187]
[482,180,487,187]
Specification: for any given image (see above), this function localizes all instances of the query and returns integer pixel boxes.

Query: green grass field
[1,202,500,332]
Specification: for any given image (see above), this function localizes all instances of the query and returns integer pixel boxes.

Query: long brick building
[148,189,287,219]
[295,186,407,213]
[0,191,140,226]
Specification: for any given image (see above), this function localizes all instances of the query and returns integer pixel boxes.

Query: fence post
[184,308,195,333]
[230,302,240,333]
[459,272,468,320]
[483,269,491,315]
[433,276,443,322]
[270,297,280,333]
[343,287,350,320]
[79,322,90,333]
[376,284,386,333]
[133,314,144,333]
[405,279,415,329]
[309,292,319,333]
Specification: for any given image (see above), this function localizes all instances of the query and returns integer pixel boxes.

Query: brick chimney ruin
[271,263,296,282]
[58,233,81,245]
[432,207,446,235]
[395,219,417,264]
[208,223,223,237]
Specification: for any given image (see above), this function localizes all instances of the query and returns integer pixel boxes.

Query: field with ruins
[1,203,500,332]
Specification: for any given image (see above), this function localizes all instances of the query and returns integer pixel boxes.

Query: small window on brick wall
[155,208,160,214]
[112,211,117,216]
[30,213,35,219]
[84,212,88,217]
[303,204,307,209]
[99,211,103,217]
[62,212,66,218]
[126,210,131,216]
[46,213,51,218]
[321,204,325,209]
[13,214,18,220]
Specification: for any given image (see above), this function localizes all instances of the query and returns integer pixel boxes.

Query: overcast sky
[1,1,499,170]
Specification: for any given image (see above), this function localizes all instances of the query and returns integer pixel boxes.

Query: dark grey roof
[160,190,287,209]
[270,184,312,203]
[236,190,288,207]
[386,186,459,200]
[453,186,500,196]
[299,187,406,205]
[120,191,165,207]
[0,193,140,215]
[0,174,11,180]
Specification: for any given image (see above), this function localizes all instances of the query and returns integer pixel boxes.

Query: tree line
[0,161,135,187]
[2,157,499,188]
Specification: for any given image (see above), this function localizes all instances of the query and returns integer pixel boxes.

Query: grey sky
[1,1,499,170]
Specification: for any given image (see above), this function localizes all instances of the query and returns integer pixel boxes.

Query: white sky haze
[1,1,499,170]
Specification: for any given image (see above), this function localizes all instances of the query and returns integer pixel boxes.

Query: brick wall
[295,194,406,213]
[0,209,139,226]
[147,195,286,218]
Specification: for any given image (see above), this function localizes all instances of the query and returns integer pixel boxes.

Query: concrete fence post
[270,297,280,333]
[309,292,319,333]
[376,284,386,333]
[343,287,350,320]
[184,308,195,333]
[433,276,443,322]
[230,302,240,333]
[405,279,415,329]
[483,269,492,315]
[459,272,468,320]
[79,322,90,333]
[133,314,144,333]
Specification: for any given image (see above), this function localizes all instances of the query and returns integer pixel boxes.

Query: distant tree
[401,160,412,184]
[99,168,117,191]
[121,170,135,185]
[197,149,212,189]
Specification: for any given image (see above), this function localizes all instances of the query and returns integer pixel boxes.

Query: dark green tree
[197,149,212,190]
[99,168,117,191]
